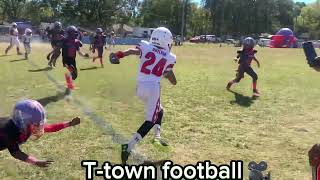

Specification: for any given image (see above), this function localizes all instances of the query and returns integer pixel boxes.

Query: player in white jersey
[5,22,23,55]
[109,27,177,164]
[22,28,32,59]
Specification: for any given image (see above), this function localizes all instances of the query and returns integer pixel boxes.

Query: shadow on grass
[0,54,11,57]
[228,90,257,107]
[0,91,68,121]
[28,67,53,72]
[10,58,26,62]
[36,90,68,107]
[80,66,98,71]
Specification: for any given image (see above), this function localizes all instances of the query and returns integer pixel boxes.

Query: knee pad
[137,121,154,138]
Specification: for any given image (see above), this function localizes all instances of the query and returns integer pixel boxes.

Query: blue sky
[293,0,316,3]
[192,0,316,4]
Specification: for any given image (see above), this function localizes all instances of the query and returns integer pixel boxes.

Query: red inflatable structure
[269,28,297,48]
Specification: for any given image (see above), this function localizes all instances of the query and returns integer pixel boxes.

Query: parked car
[225,39,236,44]
[174,35,183,46]
[190,35,217,43]
[258,38,271,47]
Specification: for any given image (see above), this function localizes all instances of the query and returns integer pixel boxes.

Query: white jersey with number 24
[136,40,176,83]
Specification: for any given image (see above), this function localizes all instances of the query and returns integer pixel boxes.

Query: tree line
[1,0,320,38]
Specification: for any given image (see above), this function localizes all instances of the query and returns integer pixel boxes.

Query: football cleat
[153,138,169,146]
[48,62,54,68]
[65,88,71,96]
[253,89,261,97]
[121,144,130,164]
[226,82,233,90]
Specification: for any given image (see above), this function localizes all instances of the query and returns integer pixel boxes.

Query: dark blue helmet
[12,99,46,133]
[66,26,79,39]
[54,21,62,30]
[243,37,255,49]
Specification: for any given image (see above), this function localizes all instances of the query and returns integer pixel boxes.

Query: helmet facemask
[243,37,255,50]
[30,121,45,140]
[96,28,103,35]
[66,26,79,39]
[54,21,62,30]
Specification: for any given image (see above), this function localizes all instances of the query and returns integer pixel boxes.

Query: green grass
[0,42,319,179]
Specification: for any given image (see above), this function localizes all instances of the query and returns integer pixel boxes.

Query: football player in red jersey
[91,28,107,68]
[0,99,80,167]
[226,37,261,97]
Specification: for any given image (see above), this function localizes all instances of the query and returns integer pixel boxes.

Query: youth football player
[46,21,64,68]
[5,22,23,55]
[226,37,261,97]
[22,28,32,59]
[91,28,107,68]
[109,27,177,164]
[0,99,80,167]
[62,26,83,92]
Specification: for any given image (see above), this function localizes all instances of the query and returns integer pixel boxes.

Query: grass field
[0,42,319,180]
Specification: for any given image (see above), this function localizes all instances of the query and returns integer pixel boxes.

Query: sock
[127,121,154,152]
[154,110,163,138]
[100,58,103,66]
[127,133,142,152]
[253,81,257,90]
[154,124,161,139]
[65,73,74,89]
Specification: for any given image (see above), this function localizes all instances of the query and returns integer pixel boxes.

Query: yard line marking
[27,59,150,164]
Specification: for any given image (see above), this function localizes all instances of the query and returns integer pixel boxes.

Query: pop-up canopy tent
[270,28,297,48]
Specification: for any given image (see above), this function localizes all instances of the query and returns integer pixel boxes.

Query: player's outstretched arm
[44,117,80,133]
[9,145,53,167]
[164,70,177,85]
[116,48,141,57]
[109,48,141,64]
